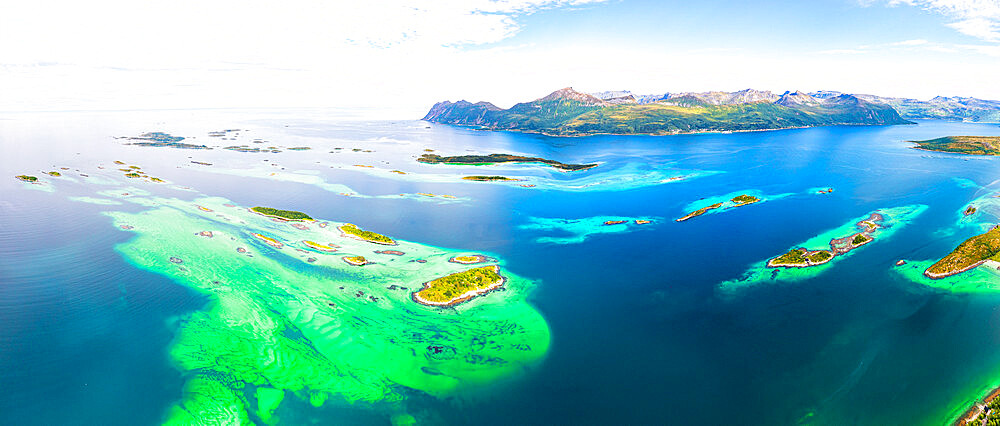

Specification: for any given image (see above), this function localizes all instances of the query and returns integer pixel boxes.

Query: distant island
[418,153,597,171]
[122,132,210,149]
[302,240,337,252]
[924,225,1000,279]
[909,136,1000,155]
[423,87,911,136]
[676,203,723,222]
[413,265,505,307]
[250,206,314,221]
[676,194,760,222]
[809,91,1000,122]
[462,175,522,182]
[342,255,368,266]
[339,223,396,245]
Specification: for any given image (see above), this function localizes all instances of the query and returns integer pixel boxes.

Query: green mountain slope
[423,87,911,136]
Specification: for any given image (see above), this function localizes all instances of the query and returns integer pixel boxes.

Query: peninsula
[423,87,910,136]
[413,265,505,307]
[924,225,1000,279]
[909,136,1000,155]
[419,153,597,172]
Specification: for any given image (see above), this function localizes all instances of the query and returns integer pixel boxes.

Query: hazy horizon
[4,0,1000,117]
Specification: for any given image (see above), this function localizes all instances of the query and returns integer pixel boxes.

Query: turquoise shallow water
[4,110,1000,424]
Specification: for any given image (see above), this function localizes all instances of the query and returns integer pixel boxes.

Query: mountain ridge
[423,87,912,136]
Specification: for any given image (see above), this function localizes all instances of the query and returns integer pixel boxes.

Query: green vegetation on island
[250,206,314,221]
[15,175,38,182]
[769,248,835,267]
[99,196,550,423]
[339,223,396,245]
[423,87,910,136]
[730,194,760,206]
[418,153,597,172]
[924,225,1000,279]
[677,193,763,222]
[676,203,723,222]
[462,175,522,182]
[46,171,61,177]
[414,265,505,307]
[768,212,884,268]
[956,387,1000,426]
[449,255,488,264]
[910,136,1000,155]
[342,255,368,266]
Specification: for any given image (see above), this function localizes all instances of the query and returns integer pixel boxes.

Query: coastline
[425,121,909,138]
[954,385,1000,426]
[925,260,987,279]
[412,265,506,307]
[908,145,988,156]
[337,225,397,245]
[248,208,315,222]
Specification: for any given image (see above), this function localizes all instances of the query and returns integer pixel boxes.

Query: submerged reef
[720,205,926,289]
[676,191,777,222]
[519,215,658,244]
[107,196,550,423]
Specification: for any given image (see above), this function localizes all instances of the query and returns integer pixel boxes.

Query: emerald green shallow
[107,196,550,424]
[720,204,927,290]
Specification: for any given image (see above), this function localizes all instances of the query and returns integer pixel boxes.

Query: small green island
[767,212,883,268]
[339,223,396,245]
[124,132,210,149]
[461,175,522,182]
[418,153,597,172]
[449,255,488,264]
[302,240,337,252]
[46,171,61,177]
[910,136,1000,155]
[768,248,834,267]
[676,203,723,222]
[413,265,506,307]
[342,255,368,266]
[924,225,1000,279]
[730,194,760,206]
[676,194,761,222]
[15,175,38,182]
[250,206,314,221]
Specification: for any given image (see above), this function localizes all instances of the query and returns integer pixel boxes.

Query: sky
[2,0,1000,116]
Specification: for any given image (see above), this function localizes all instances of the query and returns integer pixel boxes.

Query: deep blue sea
[4,110,1000,425]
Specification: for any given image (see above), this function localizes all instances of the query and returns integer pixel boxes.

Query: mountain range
[423,87,1000,136]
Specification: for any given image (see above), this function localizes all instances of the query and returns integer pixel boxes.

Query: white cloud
[872,0,1000,41]
[890,38,930,45]
[0,0,610,111]
[0,0,609,67]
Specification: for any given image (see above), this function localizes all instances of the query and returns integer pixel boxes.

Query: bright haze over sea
[4,0,1000,115]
